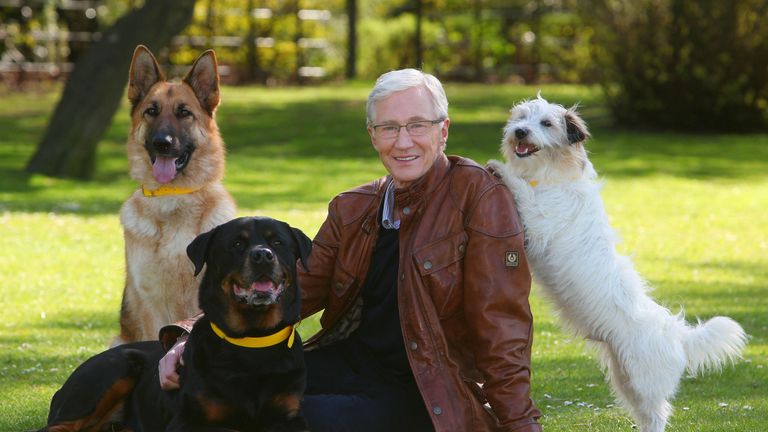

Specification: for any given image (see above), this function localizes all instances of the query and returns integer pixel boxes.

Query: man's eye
[381,125,398,133]
[409,122,428,131]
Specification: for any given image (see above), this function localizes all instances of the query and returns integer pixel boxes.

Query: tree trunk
[25,0,197,180]
[345,0,357,79]
[415,0,423,68]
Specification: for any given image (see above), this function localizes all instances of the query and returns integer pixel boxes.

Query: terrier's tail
[684,316,747,376]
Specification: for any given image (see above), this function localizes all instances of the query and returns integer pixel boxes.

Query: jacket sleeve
[299,198,342,318]
[463,182,542,431]
[158,312,204,351]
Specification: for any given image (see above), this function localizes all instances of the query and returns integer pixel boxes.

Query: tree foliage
[584,0,768,131]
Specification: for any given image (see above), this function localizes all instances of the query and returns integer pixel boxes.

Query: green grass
[1,82,766,431]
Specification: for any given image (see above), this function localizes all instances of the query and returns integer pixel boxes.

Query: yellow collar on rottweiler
[142,185,200,197]
[210,322,296,349]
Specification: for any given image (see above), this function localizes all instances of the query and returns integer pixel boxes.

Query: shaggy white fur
[487,96,747,432]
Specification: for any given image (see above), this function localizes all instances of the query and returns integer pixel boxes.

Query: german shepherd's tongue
[153,156,178,184]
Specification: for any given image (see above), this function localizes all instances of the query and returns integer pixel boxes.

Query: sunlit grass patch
[1,82,766,431]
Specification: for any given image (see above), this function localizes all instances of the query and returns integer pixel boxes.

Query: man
[159,69,542,431]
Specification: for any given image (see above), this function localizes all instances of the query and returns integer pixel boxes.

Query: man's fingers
[160,370,180,390]
[158,337,187,391]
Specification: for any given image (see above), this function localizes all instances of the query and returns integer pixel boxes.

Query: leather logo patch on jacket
[505,251,519,267]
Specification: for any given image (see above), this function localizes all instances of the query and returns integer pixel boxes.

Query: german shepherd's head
[127,45,225,189]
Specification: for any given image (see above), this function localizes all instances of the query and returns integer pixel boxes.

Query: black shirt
[347,208,412,382]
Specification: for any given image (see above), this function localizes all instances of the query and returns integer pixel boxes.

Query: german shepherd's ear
[565,106,590,144]
[184,49,220,116]
[128,45,165,111]
[291,227,313,272]
[187,226,218,277]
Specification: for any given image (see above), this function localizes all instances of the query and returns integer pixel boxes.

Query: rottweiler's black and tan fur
[39,216,312,432]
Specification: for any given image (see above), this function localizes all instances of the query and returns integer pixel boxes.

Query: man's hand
[159,335,187,390]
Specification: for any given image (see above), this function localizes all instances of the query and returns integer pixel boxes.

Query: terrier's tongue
[152,156,178,184]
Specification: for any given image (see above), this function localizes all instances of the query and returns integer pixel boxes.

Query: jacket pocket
[413,231,468,319]
[319,261,358,331]
[330,261,356,299]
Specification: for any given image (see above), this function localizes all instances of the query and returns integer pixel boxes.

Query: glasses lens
[406,121,431,136]
[376,125,399,139]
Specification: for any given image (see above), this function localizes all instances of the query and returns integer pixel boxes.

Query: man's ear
[565,107,590,144]
[368,125,382,152]
[440,117,450,150]
[291,227,313,272]
[187,227,217,276]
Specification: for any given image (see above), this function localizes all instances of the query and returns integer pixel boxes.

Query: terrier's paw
[486,159,506,179]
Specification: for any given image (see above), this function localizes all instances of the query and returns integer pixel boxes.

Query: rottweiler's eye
[541,119,552,127]
[145,106,159,117]
[271,239,283,246]
[233,239,246,251]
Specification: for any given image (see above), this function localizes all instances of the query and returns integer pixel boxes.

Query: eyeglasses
[371,119,444,140]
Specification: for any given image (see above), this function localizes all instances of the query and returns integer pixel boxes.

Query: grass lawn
[1,82,766,431]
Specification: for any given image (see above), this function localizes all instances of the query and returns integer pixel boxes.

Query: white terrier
[487,96,747,432]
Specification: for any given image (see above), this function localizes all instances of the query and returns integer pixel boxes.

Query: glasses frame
[370,118,445,140]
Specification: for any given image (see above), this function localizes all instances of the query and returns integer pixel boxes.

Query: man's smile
[394,155,419,161]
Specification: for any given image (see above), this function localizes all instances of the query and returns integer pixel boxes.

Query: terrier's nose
[515,128,528,139]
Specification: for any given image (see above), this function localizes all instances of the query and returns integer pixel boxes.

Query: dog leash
[210,322,296,348]
[142,185,201,197]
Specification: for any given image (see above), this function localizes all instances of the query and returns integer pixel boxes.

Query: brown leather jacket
[301,154,541,432]
[160,154,541,431]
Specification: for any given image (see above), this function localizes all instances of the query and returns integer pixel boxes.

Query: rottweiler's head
[187,217,312,336]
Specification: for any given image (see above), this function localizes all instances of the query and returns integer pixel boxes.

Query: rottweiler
[39,216,312,432]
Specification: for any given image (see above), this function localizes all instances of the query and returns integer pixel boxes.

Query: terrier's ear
[565,107,590,144]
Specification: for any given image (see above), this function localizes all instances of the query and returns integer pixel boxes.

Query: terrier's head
[502,95,589,158]
[500,95,592,180]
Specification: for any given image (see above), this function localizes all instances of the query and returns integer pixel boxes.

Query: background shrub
[584,0,768,131]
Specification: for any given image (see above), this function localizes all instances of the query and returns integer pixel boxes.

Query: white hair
[366,68,448,125]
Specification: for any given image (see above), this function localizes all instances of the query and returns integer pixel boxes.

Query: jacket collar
[391,153,450,209]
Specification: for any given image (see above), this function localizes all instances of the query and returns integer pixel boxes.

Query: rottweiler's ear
[187,227,217,276]
[291,227,313,272]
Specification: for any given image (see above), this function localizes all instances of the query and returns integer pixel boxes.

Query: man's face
[368,86,450,188]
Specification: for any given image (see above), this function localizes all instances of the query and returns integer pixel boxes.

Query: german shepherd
[39,217,312,432]
[114,45,237,346]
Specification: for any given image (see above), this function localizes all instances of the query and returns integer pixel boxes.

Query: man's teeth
[395,156,417,161]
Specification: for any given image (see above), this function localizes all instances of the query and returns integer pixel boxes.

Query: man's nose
[393,128,414,148]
